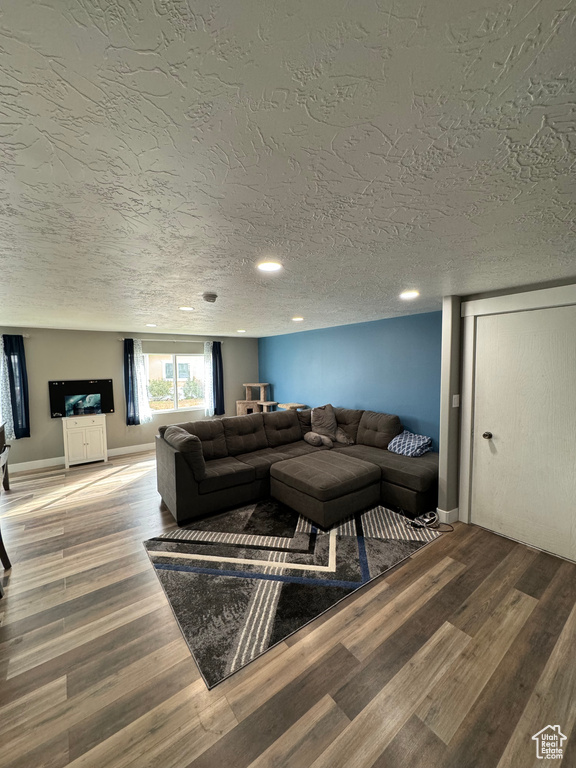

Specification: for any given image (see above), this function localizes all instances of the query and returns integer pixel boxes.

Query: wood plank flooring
[0,452,575,767]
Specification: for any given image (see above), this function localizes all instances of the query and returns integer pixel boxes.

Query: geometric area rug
[144,499,442,688]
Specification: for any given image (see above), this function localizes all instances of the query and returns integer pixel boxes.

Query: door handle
[482,432,493,439]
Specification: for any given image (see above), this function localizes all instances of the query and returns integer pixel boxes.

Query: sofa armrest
[155,435,202,523]
[163,426,207,481]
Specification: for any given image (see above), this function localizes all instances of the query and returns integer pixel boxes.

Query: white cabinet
[66,429,87,465]
[63,414,108,469]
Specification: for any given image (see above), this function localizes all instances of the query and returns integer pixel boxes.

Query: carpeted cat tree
[236,383,278,415]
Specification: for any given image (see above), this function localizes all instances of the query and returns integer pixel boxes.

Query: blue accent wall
[258,312,442,448]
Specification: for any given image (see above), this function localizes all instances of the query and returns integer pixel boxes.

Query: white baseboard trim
[10,455,67,474]
[437,507,460,524]
[108,443,155,458]
[10,442,156,475]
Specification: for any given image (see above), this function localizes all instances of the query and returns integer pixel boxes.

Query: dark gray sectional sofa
[156,407,438,525]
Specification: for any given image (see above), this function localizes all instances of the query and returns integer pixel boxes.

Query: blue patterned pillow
[388,430,432,457]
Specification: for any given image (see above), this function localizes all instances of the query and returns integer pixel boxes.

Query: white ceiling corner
[0,0,574,337]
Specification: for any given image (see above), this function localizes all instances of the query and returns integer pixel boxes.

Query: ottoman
[270,451,380,528]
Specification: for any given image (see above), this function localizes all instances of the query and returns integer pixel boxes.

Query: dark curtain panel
[212,341,225,415]
[2,334,30,439]
[123,339,139,426]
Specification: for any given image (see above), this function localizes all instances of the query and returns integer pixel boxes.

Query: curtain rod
[118,338,223,343]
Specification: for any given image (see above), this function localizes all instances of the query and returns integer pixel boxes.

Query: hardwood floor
[0,452,575,768]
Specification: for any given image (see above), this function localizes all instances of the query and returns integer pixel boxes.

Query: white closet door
[471,305,576,561]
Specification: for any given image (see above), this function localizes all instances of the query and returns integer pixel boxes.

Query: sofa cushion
[198,457,256,494]
[333,408,364,443]
[334,428,353,446]
[304,431,323,447]
[356,411,403,450]
[333,444,438,493]
[263,410,302,448]
[236,441,324,479]
[270,452,380,502]
[163,426,207,481]
[311,403,338,438]
[272,440,324,459]
[236,446,288,479]
[223,413,268,456]
[297,409,312,437]
[388,429,432,457]
[159,420,227,460]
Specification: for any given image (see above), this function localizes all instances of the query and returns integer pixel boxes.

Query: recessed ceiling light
[179,306,194,311]
[257,261,283,272]
[237,329,246,333]
[292,317,304,322]
[145,323,157,327]
[400,290,420,300]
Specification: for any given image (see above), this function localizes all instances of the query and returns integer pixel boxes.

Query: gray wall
[1,327,258,466]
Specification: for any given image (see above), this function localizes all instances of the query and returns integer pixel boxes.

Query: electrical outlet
[452,394,460,408]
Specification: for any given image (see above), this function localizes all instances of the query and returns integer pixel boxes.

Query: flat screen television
[64,393,102,417]
[49,380,114,418]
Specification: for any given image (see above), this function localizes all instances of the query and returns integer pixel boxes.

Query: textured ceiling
[0,0,574,337]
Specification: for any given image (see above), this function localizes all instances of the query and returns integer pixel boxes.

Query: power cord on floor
[402,510,454,533]
[430,522,454,532]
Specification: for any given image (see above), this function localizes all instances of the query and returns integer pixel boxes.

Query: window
[145,354,205,412]
[162,361,190,380]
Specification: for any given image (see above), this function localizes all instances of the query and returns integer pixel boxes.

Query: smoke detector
[203,292,218,303]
